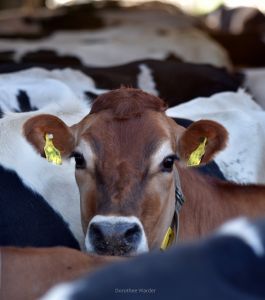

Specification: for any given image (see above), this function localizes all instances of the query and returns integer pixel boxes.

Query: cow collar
[160,168,185,250]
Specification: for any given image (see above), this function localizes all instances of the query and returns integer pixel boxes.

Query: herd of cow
[1,1,265,299]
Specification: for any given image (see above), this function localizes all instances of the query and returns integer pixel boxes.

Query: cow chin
[84,215,149,256]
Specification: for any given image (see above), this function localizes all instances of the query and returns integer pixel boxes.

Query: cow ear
[177,120,228,166]
[23,114,75,158]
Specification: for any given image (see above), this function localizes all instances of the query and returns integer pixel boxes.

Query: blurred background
[1,0,265,13]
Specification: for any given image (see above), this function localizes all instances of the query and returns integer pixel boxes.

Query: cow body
[0,165,79,248]
[0,97,90,248]
[0,61,242,113]
[0,26,231,68]
[1,247,119,300]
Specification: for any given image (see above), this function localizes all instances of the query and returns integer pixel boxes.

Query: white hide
[0,97,90,248]
[218,217,264,256]
[166,89,265,184]
[0,26,231,68]
[243,68,265,109]
[0,67,107,114]
[137,64,159,96]
[40,282,74,300]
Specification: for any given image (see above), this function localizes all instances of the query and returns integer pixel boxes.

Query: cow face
[23,88,228,256]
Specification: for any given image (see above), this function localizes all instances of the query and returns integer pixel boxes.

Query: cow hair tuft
[90,87,167,120]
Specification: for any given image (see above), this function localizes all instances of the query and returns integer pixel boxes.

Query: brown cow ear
[177,120,228,166]
[23,114,75,158]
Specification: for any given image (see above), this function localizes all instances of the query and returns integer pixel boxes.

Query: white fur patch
[243,68,265,109]
[40,282,74,300]
[137,64,159,96]
[150,141,173,173]
[75,140,95,171]
[85,215,149,254]
[218,217,264,256]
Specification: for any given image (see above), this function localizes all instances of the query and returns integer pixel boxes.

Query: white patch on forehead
[75,139,95,170]
[150,140,174,173]
[137,64,159,96]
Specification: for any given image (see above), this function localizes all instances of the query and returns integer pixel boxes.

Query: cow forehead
[78,111,174,161]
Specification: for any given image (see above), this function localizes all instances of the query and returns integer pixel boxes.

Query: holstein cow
[23,88,265,256]
[0,96,90,249]
[0,25,231,68]
[0,60,242,111]
[203,5,265,34]
[0,67,105,116]
[0,247,120,300]
[42,217,265,300]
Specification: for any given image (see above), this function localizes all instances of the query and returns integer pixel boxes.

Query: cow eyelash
[161,155,177,172]
[71,152,86,170]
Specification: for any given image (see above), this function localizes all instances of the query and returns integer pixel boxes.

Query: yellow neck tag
[160,227,175,251]
[187,137,207,167]
[44,133,62,165]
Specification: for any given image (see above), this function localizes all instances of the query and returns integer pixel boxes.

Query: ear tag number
[44,133,62,165]
[187,137,207,167]
[160,227,175,251]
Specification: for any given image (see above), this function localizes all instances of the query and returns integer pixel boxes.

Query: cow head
[23,88,228,256]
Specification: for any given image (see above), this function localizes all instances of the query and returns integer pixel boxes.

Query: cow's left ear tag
[187,137,207,167]
[160,227,175,251]
[44,133,62,165]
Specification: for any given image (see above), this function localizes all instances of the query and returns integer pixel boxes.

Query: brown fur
[177,166,265,239]
[90,87,167,119]
[23,88,265,252]
[1,247,120,300]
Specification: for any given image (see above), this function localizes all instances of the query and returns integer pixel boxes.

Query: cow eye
[71,152,86,169]
[161,155,176,172]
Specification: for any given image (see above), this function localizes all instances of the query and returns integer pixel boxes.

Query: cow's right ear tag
[44,133,62,165]
[187,137,207,167]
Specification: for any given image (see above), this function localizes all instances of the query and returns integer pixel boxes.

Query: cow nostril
[124,224,141,244]
[89,223,104,241]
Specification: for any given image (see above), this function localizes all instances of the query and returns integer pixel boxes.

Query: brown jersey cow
[23,87,265,256]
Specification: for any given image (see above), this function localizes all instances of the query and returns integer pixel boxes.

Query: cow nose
[89,221,142,256]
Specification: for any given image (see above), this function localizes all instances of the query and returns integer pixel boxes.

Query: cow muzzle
[85,215,149,256]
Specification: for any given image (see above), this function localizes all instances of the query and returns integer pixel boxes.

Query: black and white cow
[203,5,265,34]
[202,6,265,67]
[0,60,243,112]
[42,217,265,300]
[0,97,90,249]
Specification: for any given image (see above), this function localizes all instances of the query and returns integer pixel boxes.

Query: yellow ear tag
[160,227,175,251]
[187,137,207,167]
[44,133,62,165]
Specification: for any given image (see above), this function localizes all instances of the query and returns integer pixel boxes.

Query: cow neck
[160,168,185,250]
